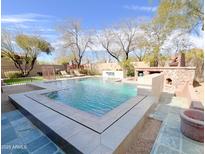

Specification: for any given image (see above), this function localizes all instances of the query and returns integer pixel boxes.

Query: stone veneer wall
[163,68,195,87]
[135,67,196,88]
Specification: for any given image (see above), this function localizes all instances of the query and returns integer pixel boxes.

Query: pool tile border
[25,90,145,133]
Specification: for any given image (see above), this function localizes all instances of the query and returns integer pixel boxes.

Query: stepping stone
[2,126,17,144]
[27,136,50,152]
[1,117,9,125]
[32,142,58,154]
[19,128,42,144]
[11,148,29,154]
[4,111,24,122]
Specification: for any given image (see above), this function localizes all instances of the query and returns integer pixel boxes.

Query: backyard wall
[89,62,122,73]
[1,58,64,78]
[2,58,150,77]
[88,62,149,74]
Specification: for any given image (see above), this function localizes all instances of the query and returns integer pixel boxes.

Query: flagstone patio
[150,96,204,154]
[1,110,65,154]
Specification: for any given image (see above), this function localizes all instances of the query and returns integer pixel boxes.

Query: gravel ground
[126,118,162,154]
[193,82,204,104]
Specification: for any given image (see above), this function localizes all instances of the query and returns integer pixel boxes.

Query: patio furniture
[73,70,85,76]
[42,66,56,80]
[60,71,74,78]
[180,109,204,142]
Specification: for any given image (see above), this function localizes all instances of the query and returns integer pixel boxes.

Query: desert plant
[127,66,135,77]
[2,31,54,77]
[120,59,135,77]
[4,71,22,79]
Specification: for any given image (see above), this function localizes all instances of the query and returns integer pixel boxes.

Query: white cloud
[1,13,54,23]
[1,18,36,23]
[51,40,64,48]
[189,34,204,49]
[123,5,157,12]
[40,28,55,32]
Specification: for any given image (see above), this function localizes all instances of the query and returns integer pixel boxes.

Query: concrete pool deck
[8,78,158,153]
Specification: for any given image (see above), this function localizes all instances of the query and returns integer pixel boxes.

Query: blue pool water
[44,78,137,117]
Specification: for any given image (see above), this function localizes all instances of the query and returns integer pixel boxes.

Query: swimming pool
[43,78,137,117]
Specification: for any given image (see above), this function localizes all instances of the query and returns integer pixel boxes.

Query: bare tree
[58,20,93,68]
[115,21,139,60]
[171,36,193,54]
[99,21,139,63]
[97,29,121,62]
[141,22,168,66]
[161,32,193,57]
[134,34,151,61]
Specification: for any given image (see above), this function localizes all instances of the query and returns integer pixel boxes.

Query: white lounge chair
[60,71,74,78]
[73,70,85,76]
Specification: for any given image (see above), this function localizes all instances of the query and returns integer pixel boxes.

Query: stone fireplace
[135,67,196,87]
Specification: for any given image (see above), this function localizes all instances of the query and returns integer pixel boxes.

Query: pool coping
[25,90,146,133]
[9,77,157,153]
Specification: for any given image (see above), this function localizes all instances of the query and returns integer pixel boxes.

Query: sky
[2,0,159,29]
[2,0,160,63]
[1,0,203,63]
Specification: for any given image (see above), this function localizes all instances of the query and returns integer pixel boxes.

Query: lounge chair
[60,71,74,78]
[73,70,85,77]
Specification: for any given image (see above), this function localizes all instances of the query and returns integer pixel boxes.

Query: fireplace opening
[166,78,172,85]
[138,71,144,76]
[149,71,161,74]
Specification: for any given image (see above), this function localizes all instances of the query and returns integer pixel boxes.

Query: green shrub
[127,66,135,77]
[4,71,22,79]
[120,59,135,77]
